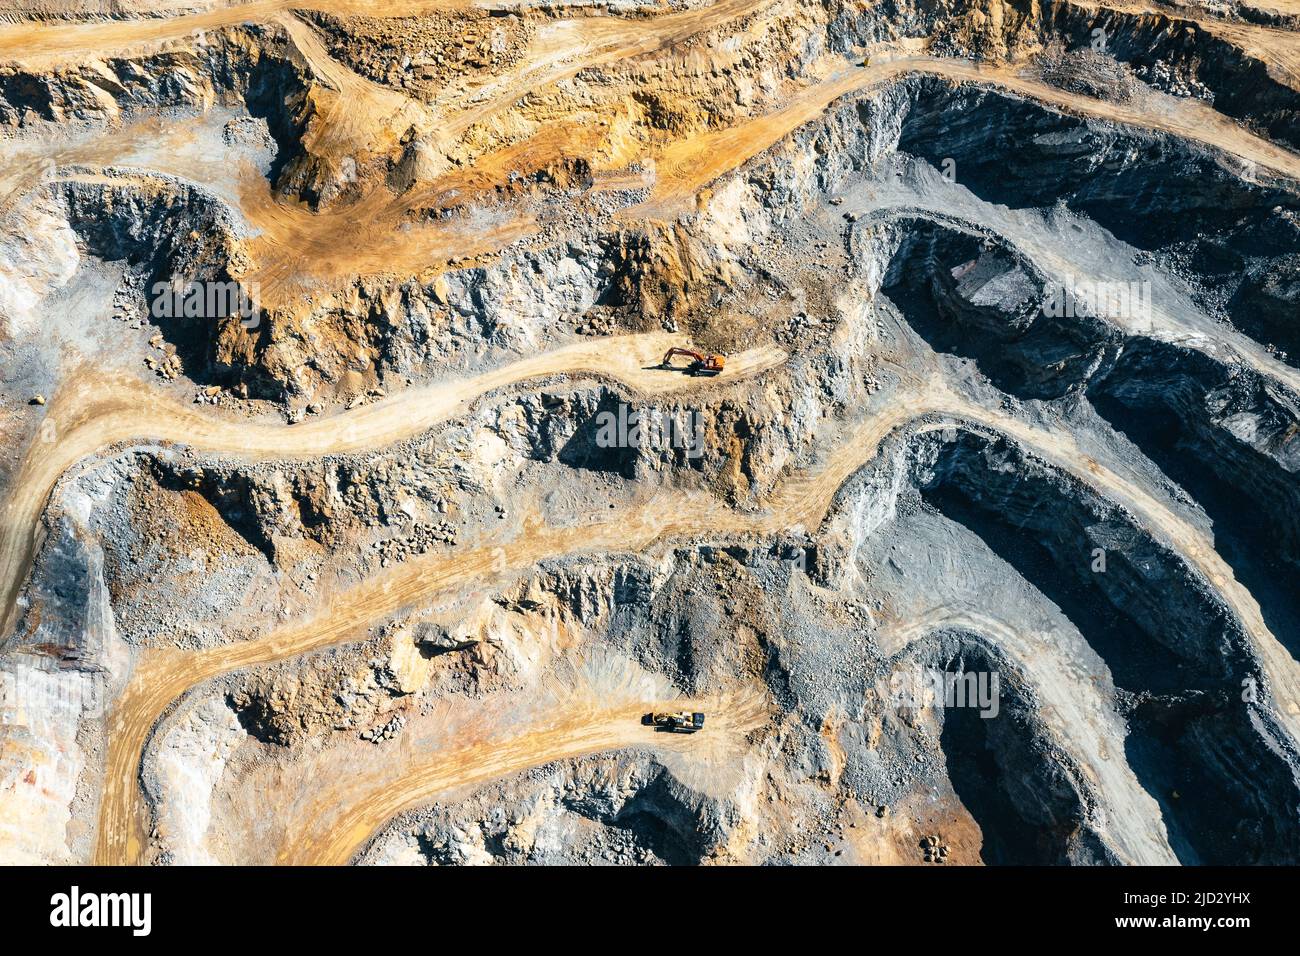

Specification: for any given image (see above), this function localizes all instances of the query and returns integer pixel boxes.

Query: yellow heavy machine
[642,711,706,733]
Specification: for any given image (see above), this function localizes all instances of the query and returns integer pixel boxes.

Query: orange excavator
[661,347,725,376]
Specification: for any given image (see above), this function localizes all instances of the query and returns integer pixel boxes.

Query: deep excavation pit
[894,79,1300,252]
[879,217,1300,665]
[56,175,276,396]
[922,635,1108,865]
[914,429,1300,863]
[892,80,1300,364]
[881,217,1117,400]
[1088,338,1300,661]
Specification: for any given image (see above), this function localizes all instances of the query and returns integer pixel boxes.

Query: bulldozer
[661,347,725,376]
[642,711,706,733]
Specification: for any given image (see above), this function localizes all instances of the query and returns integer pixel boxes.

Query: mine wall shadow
[919,437,1300,864]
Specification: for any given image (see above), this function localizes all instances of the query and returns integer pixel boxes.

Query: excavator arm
[662,347,705,365]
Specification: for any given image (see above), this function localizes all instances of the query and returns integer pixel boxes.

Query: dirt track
[0,332,786,642]
[282,703,669,865]
[4,0,1295,74]
[12,41,1299,310]
[278,690,765,865]
[635,52,1300,220]
[0,0,474,63]
[4,0,1297,320]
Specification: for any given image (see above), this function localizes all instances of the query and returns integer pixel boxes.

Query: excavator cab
[661,347,725,376]
[642,711,706,733]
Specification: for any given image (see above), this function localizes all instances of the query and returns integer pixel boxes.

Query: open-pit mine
[2,0,1299,869]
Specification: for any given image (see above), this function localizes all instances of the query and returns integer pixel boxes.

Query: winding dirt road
[86,367,1300,865]
[0,0,473,63]
[278,690,766,865]
[0,333,786,642]
[283,702,666,865]
[635,52,1300,221]
[6,0,1298,317]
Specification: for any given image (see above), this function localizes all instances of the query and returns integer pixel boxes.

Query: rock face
[361,753,729,867]
[3,0,1300,867]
